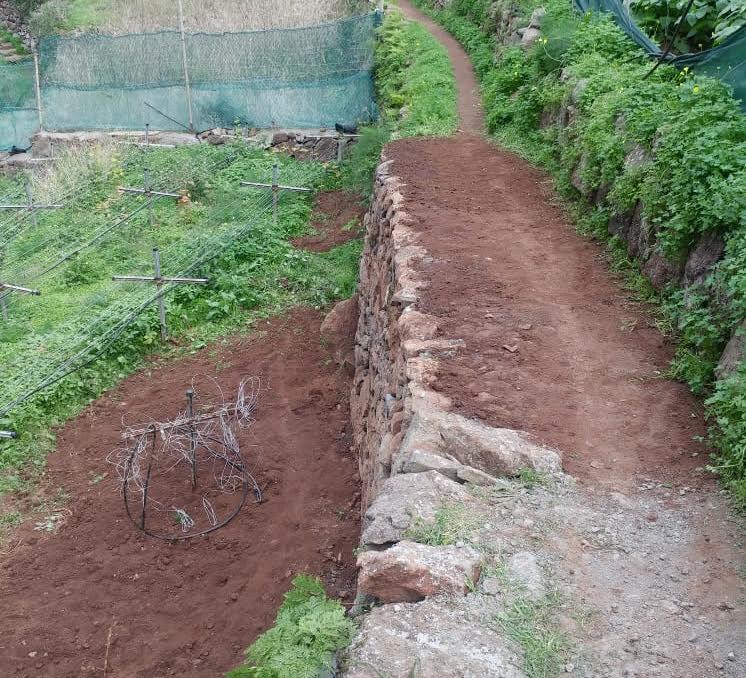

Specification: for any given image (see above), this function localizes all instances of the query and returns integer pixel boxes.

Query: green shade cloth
[572,0,745,109]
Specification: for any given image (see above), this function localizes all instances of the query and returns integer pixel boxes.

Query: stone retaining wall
[349,155,561,513]
[0,127,356,173]
[335,152,563,675]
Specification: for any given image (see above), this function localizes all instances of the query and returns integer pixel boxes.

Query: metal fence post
[272,162,279,227]
[176,0,195,134]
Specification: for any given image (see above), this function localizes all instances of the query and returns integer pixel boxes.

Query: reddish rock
[321,294,359,371]
[357,540,481,603]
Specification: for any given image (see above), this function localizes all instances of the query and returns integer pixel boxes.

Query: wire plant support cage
[112,377,263,540]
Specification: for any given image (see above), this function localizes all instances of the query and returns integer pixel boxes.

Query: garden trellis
[113,247,209,341]
[0,179,63,228]
[241,161,313,226]
[0,282,40,321]
[0,148,327,439]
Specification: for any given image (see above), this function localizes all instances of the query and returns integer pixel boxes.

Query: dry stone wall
[337,152,563,676]
[349,155,562,513]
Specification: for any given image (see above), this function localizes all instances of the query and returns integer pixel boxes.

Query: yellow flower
[693,85,700,93]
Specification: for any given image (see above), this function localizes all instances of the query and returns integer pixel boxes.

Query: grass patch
[495,594,569,678]
[226,575,354,678]
[518,468,548,489]
[405,502,480,545]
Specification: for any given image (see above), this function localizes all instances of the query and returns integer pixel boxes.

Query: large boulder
[342,598,526,677]
[357,541,482,603]
[361,471,475,546]
[321,294,359,371]
[394,410,563,481]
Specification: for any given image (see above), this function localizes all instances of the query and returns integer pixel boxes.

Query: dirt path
[0,309,359,677]
[396,0,705,489]
[398,1,483,133]
[387,2,746,675]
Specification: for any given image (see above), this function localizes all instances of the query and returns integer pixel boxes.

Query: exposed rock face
[684,231,726,286]
[717,320,746,380]
[357,541,481,603]
[343,598,526,678]
[642,251,684,291]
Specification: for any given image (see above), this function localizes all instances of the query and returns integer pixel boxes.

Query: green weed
[495,593,569,678]
[226,575,354,678]
[406,502,480,546]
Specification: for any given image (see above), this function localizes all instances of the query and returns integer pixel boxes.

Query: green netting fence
[573,0,745,109]
[0,60,39,151]
[1,12,379,151]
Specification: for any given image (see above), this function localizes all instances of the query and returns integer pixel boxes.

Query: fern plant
[226,575,355,678]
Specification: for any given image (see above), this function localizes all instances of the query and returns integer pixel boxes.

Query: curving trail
[395,0,706,488]
[387,2,746,675]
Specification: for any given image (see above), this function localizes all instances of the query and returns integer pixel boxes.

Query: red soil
[393,0,707,488]
[292,190,365,252]
[0,308,360,677]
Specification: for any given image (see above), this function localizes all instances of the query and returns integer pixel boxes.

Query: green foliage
[375,10,458,137]
[630,0,745,50]
[226,575,354,678]
[413,0,746,503]
[406,503,479,545]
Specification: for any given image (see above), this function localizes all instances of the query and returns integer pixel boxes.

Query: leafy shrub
[226,575,354,678]
[630,0,745,51]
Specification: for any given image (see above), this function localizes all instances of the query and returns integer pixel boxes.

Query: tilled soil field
[0,308,360,677]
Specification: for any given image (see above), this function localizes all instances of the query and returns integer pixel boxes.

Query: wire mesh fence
[0,146,326,429]
[0,60,39,152]
[1,12,380,151]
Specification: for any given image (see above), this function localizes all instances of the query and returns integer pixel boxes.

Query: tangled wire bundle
[110,377,262,540]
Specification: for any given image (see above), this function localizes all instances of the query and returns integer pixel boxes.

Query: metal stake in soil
[0,179,63,227]
[0,282,41,321]
[240,162,312,226]
[112,248,208,342]
[186,388,197,490]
